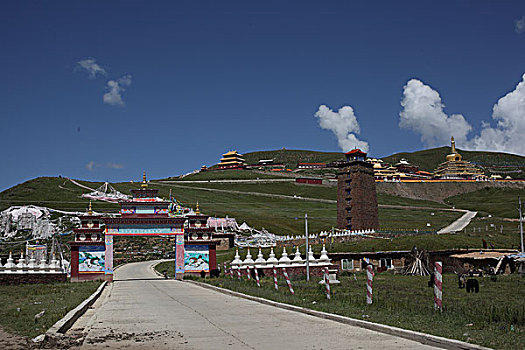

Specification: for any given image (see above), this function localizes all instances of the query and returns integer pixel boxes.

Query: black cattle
[466,278,479,293]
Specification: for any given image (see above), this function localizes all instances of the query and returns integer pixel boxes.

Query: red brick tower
[337,149,379,231]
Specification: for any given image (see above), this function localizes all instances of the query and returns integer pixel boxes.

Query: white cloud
[103,75,132,106]
[315,105,369,153]
[468,74,525,154]
[106,162,124,169]
[85,161,124,171]
[399,79,472,148]
[399,75,525,156]
[515,16,525,34]
[76,58,107,78]
[85,161,96,171]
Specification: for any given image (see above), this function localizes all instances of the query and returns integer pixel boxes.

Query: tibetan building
[337,149,379,231]
[434,137,484,180]
[70,202,105,282]
[217,151,246,169]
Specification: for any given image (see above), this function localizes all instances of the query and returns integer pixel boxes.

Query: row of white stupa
[230,245,332,269]
[0,252,66,274]
[275,229,375,242]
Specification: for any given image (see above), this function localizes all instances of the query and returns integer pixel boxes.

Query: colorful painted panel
[184,245,209,272]
[79,246,105,273]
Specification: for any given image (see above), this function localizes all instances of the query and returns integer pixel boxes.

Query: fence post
[434,261,443,312]
[254,267,261,287]
[273,267,278,290]
[246,266,251,280]
[237,268,241,281]
[366,265,374,305]
[283,268,294,295]
[324,267,331,300]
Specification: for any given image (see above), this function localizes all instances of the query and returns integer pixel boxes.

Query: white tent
[239,222,252,231]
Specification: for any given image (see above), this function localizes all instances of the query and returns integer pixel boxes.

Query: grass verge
[0,281,102,338]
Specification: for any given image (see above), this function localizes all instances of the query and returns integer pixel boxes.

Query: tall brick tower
[337,149,379,231]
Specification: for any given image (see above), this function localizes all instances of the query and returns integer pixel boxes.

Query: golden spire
[451,136,456,154]
[141,171,148,188]
[195,202,200,215]
[88,201,93,215]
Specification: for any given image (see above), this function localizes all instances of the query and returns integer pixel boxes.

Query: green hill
[243,149,344,168]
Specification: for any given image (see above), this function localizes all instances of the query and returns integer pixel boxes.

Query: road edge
[186,280,492,350]
[46,281,108,336]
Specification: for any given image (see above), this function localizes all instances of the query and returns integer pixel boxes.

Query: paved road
[437,210,477,234]
[77,261,440,350]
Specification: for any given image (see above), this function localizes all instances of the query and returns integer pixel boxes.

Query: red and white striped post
[324,267,331,300]
[237,268,241,281]
[254,267,261,287]
[282,268,294,295]
[273,267,279,290]
[246,267,251,280]
[434,261,443,311]
[223,262,227,277]
[366,265,374,305]
[229,267,233,279]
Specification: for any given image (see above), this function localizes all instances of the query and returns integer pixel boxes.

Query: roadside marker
[434,261,443,311]
[273,267,278,290]
[366,265,374,305]
[254,267,261,287]
[283,268,294,295]
[324,267,331,300]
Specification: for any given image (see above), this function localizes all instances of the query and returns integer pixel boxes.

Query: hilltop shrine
[434,137,484,180]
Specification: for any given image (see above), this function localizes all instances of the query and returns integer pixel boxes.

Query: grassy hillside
[243,149,344,168]
[446,187,525,218]
[2,176,523,251]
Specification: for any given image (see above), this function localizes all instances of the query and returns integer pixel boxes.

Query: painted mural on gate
[79,245,105,272]
[184,245,209,272]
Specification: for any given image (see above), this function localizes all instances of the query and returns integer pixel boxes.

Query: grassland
[0,281,102,338]
[447,187,525,218]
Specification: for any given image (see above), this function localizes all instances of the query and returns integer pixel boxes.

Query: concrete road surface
[78,261,440,349]
[438,210,477,234]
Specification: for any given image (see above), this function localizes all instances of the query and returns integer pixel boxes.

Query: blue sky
[2,1,525,190]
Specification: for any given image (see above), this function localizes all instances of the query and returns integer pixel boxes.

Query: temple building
[69,202,106,282]
[217,151,246,169]
[434,137,485,180]
[184,203,220,275]
[337,149,379,231]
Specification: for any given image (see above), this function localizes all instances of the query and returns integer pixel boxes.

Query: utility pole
[305,213,309,281]
[518,197,524,253]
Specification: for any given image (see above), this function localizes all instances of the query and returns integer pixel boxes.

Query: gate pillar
[104,234,114,281]
[175,234,185,280]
